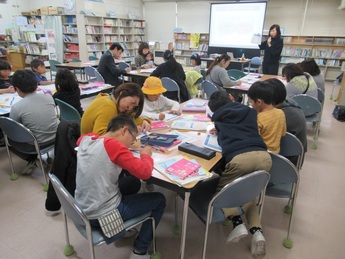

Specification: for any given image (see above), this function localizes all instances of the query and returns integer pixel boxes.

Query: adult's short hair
[109,43,124,51]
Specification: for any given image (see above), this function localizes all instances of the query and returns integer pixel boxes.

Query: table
[0,82,114,116]
[131,100,222,259]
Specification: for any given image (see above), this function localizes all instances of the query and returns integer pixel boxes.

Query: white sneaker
[45,209,61,217]
[251,231,266,258]
[129,251,150,259]
[226,223,248,243]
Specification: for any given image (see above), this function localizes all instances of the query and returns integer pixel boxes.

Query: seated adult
[206,53,242,101]
[282,63,318,99]
[10,70,59,174]
[135,42,150,69]
[76,114,166,259]
[98,43,131,88]
[150,50,189,103]
[299,58,325,93]
[267,78,307,166]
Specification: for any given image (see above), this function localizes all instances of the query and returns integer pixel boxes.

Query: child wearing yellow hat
[141,76,181,120]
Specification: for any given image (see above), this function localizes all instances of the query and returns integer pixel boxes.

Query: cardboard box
[21,11,31,16]
[30,10,40,15]
[39,7,49,15]
[48,6,64,15]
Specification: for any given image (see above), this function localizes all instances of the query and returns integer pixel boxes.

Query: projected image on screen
[209,2,267,49]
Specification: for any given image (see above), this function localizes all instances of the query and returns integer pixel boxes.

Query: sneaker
[129,251,150,259]
[21,161,37,175]
[251,231,266,258]
[226,223,248,243]
[146,182,155,192]
[123,228,138,238]
[45,209,61,217]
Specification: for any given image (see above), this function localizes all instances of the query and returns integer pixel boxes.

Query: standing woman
[150,50,189,102]
[135,42,150,69]
[259,24,284,75]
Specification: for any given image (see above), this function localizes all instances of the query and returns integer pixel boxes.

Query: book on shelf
[154,155,212,186]
[165,158,201,180]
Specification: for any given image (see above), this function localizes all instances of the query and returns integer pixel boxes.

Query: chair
[200,69,207,80]
[265,152,299,249]
[55,99,81,123]
[317,88,325,127]
[291,94,322,149]
[187,170,270,259]
[227,69,246,80]
[84,66,96,82]
[88,56,99,61]
[48,60,61,80]
[71,58,84,79]
[0,117,54,191]
[118,62,130,83]
[48,173,158,259]
[280,132,305,172]
[201,80,218,99]
[243,57,262,73]
[161,77,181,103]
[94,69,105,83]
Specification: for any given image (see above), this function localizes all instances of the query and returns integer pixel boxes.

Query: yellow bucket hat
[142,76,167,95]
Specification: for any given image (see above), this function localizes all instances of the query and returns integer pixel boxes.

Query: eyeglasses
[127,128,137,144]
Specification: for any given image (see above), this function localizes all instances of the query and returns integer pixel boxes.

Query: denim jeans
[118,192,166,253]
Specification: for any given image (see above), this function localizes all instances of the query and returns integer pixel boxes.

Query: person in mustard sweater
[81,82,151,135]
[248,81,286,153]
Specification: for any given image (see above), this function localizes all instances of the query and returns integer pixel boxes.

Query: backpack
[332,105,345,122]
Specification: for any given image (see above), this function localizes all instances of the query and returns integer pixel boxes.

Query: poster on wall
[190,33,200,49]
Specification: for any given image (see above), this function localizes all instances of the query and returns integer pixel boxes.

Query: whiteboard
[209,2,267,49]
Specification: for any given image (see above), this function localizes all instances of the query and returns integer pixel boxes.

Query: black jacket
[259,37,284,65]
[97,50,126,87]
[45,121,80,211]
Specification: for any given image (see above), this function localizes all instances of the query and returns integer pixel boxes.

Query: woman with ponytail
[206,53,242,92]
[150,50,189,102]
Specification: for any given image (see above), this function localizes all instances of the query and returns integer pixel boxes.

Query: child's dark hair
[30,59,45,70]
[12,70,37,93]
[247,81,274,105]
[206,53,230,75]
[191,53,201,66]
[55,68,79,92]
[265,78,287,105]
[163,50,179,72]
[299,58,321,76]
[106,114,138,134]
[208,91,231,112]
[0,60,11,71]
[113,83,144,118]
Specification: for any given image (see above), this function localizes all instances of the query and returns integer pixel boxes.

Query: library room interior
[1,0,345,259]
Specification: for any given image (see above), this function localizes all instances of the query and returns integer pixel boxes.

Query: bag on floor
[332,105,345,122]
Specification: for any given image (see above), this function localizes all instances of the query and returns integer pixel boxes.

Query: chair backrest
[161,77,180,103]
[200,69,206,80]
[250,56,262,66]
[72,58,82,62]
[269,152,299,186]
[49,60,61,71]
[118,62,129,70]
[317,88,325,104]
[227,69,246,80]
[94,69,105,83]
[211,170,270,208]
[49,173,89,229]
[88,56,99,61]
[0,117,37,146]
[55,98,81,123]
[279,132,304,171]
[291,94,322,117]
[84,66,96,81]
[201,80,218,99]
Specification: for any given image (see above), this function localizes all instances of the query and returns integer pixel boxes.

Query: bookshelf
[77,15,145,62]
[174,33,209,66]
[62,15,79,61]
[276,35,345,81]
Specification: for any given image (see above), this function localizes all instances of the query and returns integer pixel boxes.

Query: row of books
[282,47,311,57]
[133,21,145,28]
[87,44,104,51]
[63,25,78,34]
[104,35,118,42]
[63,35,78,43]
[85,25,102,34]
[198,43,208,51]
[175,42,190,50]
[24,54,48,65]
[23,43,45,55]
[86,35,103,43]
[133,28,144,34]
[64,16,76,24]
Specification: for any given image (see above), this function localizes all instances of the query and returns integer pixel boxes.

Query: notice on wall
[190,33,200,49]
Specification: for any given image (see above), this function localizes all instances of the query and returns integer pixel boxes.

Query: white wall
[144,0,345,42]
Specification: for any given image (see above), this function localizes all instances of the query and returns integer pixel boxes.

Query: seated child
[190,53,201,73]
[247,81,286,153]
[0,60,15,94]
[30,59,54,85]
[53,68,84,116]
[10,70,59,174]
[190,91,271,258]
[145,52,155,68]
[141,76,181,121]
[75,114,166,258]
